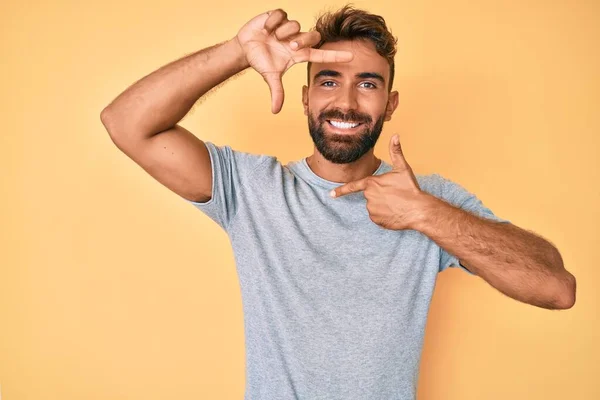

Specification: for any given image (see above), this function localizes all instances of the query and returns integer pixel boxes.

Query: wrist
[229,36,250,71]
[408,192,441,232]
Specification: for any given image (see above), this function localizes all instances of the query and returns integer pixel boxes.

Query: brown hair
[307,4,398,91]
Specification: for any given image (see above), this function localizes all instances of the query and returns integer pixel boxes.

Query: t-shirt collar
[288,156,392,189]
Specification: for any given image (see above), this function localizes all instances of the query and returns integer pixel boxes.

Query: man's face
[303,39,399,164]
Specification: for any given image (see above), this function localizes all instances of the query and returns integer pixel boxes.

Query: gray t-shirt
[186,142,510,400]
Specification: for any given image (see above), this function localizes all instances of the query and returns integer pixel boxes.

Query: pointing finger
[330,177,369,198]
[294,47,354,64]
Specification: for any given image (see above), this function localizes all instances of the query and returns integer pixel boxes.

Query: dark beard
[308,108,385,164]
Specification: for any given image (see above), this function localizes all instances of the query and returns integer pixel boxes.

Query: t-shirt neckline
[290,157,390,189]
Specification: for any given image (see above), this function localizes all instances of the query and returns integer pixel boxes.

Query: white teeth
[329,120,359,129]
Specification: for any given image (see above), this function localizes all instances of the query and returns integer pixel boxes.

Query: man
[101,5,576,399]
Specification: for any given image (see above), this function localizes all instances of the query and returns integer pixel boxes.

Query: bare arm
[100,39,249,202]
[100,9,353,203]
[413,193,576,310]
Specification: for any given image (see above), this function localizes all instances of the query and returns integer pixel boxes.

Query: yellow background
[1,0,598,399]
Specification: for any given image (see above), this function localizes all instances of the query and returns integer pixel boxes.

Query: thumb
[262,71,285,114]
[389,134,407,169]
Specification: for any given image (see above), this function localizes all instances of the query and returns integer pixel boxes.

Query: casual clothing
[186,142,510,400]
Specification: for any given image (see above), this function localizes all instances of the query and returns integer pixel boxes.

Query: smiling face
[303,39,399,164]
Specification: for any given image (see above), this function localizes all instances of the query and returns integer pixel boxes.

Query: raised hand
[330,134,428,230]
[236,9,354,114]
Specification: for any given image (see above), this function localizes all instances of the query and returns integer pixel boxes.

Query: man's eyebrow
[313,69,341,83]
[313,70,385,85]
[357,72,385,84]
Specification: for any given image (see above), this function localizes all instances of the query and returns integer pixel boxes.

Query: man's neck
[305,149,382,184]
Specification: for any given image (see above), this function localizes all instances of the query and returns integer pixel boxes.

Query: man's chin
[316,142,366,163]
[320,152,364,164]
[324,131,371,148]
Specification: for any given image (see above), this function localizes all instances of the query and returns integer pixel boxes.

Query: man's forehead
[311,39,389,80]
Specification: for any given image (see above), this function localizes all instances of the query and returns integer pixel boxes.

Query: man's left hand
[330,133,429,230]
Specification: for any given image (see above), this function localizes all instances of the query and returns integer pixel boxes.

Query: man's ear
[302,85,309,116]
[384,90,399,121]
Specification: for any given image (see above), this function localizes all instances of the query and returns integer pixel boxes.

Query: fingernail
[290,41,298,49]
[329,190,336,198]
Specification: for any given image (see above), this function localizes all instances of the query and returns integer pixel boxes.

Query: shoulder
[204,141,279,175]
[416,173,451,197]
[417,173,472,206]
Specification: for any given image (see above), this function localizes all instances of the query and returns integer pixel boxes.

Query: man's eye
[320,81,377,88]
[361,82,377,89]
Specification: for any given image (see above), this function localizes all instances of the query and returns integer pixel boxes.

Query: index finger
[330,178,368,198]
[295,47,354,64]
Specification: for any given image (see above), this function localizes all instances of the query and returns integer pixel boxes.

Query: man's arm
[413,193,577,310]
[100,39,249,203]
[100,9,353,204]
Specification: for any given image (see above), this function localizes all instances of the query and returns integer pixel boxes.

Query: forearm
[101,37,249,139]
[412,193,576,309]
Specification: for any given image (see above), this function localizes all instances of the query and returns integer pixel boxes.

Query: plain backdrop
[1,0,598,399]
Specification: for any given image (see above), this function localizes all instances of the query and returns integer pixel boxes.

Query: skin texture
[101,9,356,203]
[329,134,577,310]
[297,24,576,311]
[102,8,576,310]
[236,9,355,114]
[303,39,399,183]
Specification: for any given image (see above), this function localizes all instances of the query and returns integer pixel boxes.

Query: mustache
[318,109,372,125]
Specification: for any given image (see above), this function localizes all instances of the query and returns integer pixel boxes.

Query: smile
[326,120,363,129]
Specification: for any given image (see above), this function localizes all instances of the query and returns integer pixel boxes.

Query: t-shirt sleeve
[184,141,269,232]
[432,174,511,275]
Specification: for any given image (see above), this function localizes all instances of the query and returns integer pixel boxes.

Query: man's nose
[335,86,359,112]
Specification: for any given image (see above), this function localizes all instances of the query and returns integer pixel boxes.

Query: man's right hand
[102,10,354,206]
[235,9,354,114]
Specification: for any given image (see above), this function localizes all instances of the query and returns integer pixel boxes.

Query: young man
[101,6,576,399]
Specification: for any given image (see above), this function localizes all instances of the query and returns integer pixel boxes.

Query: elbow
[100,106,111,123]
[100,107,129,149]
[553,271,577,310]
[100,106,113,126]
[100,107,154,148]
[100,107,117,136]
[100,106,119,135]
